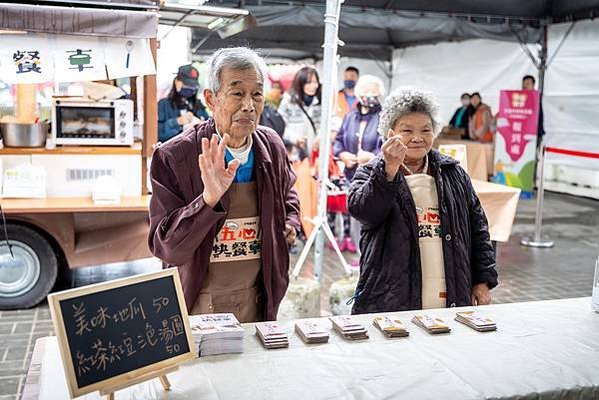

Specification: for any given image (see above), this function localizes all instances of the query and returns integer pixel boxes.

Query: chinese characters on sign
[70,298,186,378]
[66,49,94,72]
[416,206,442,240]
[13,50,42,74]
[211,217,262,263]
[493,90,540,194]
[73,298,146,336]
[48,270,194,398]
[0,33,156,84]
[53,273,193,391]
[497,91,539,162]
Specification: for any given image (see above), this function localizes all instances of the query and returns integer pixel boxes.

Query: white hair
[354,74,386,98]
[206,47,269,93]
[378,86,441,138]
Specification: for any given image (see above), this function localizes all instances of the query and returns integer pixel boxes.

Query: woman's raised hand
[381,131,407,181]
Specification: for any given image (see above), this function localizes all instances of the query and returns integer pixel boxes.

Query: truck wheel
[0,224,58,309]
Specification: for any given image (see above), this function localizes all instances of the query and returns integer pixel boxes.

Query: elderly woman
[348,87,498,314]
[331,75,385,254]
[334,74,386,181]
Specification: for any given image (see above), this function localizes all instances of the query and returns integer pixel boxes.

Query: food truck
[0,0,159,309]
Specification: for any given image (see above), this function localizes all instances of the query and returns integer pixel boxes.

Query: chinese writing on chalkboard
[50,270,194,397]
[70,296,186,378]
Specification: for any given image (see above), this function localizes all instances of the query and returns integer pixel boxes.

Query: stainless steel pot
[0,122,48,148]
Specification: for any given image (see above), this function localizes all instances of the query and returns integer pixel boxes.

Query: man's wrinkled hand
[284,224,297,247]
[198,134,240,208]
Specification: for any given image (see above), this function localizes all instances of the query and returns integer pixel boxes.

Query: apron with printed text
[191,182,264,322]
[405,174,447,309]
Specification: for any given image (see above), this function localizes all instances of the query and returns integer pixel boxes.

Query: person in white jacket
[278,66,322,159]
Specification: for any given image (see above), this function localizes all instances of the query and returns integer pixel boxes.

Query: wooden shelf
[0,143,142,156]
[0,196,150,214]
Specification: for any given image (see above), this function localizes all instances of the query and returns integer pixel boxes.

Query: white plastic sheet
[105,38,156,80]
[544,20,599,170]
[30,297,599,400]
[390,21,599,172]
[391,39,538,125]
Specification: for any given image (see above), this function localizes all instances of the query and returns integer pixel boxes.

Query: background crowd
[156,63,538,260]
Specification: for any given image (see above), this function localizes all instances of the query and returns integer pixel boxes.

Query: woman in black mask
[158,64,209,142]
[334,74,386,181]
[333,75,386,256]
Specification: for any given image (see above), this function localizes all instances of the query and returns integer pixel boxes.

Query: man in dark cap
[158,64,210,142]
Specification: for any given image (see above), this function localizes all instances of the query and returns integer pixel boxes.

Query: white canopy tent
[391,40,539,124]
[391,20,599,174]
[544,20,599,170]
[160,0,599,198]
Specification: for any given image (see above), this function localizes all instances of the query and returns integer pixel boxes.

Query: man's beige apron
[405,174,447,309]
[191,182,264,322]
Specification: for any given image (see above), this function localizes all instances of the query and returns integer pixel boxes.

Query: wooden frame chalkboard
[47,269,196,398]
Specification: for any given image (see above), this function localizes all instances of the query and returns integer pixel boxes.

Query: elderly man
[148,47,300,322]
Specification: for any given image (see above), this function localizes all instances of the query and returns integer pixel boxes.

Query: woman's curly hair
[378,86,442,138]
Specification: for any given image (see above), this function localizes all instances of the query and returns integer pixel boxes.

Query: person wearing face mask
[348,87,497,314]
[332,75,385,255]
[334,75,385,181]
[335,66,360,122]
[278,66,322,158]
[158,64,210,143]
[448,93,473,138]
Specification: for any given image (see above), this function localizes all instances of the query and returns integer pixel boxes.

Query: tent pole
[290,0,352,284]
[546,22,576,67]
[535,22,548,160]
[538,23,548,97]
[313,0,344,281]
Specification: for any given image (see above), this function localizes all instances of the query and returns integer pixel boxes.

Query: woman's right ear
[387,128,396,138]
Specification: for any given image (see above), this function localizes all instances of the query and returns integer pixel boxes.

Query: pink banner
[496,90,540,162]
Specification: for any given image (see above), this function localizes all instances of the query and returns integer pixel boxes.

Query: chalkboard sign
[48,269,196,398]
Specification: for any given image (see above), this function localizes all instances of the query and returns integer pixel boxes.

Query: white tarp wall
[391,25,599,197]
[544,20,599,170]
[391,39,538,125]
[156,24,191,99]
